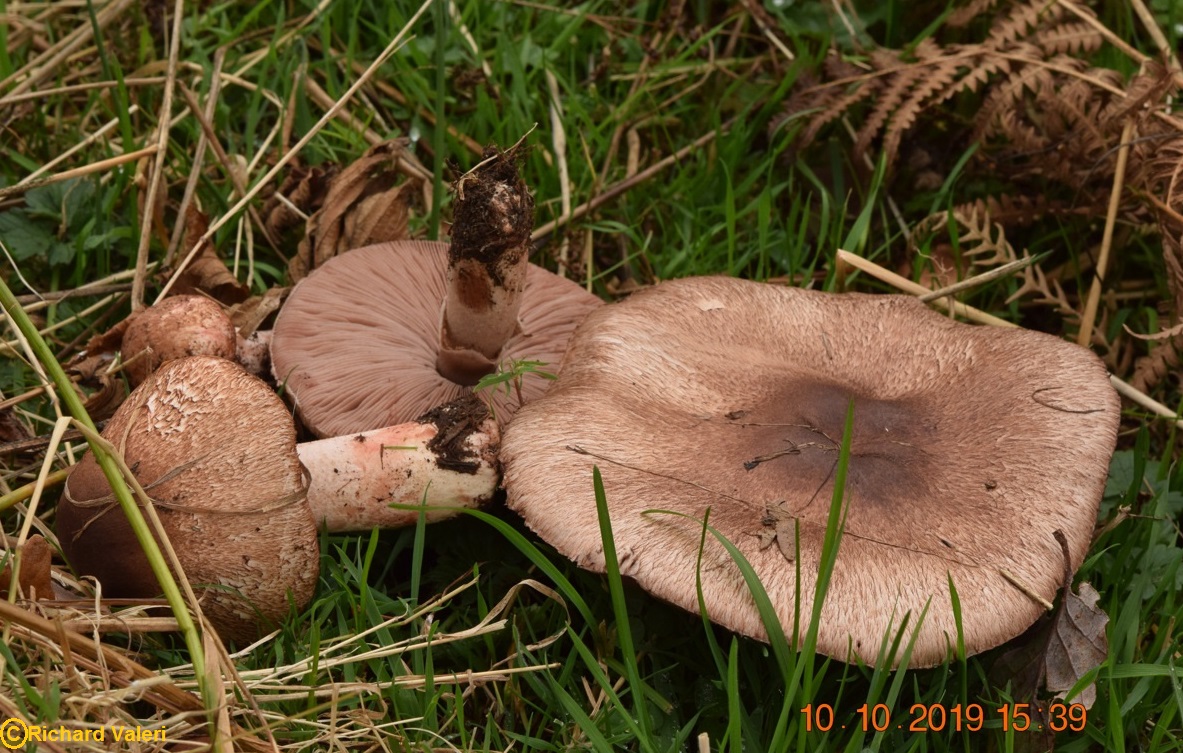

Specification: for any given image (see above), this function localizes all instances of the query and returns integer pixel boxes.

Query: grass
[1,0,1182,751]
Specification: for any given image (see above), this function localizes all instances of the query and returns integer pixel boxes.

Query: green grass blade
[591,466,655,751]
[461,507,595,627]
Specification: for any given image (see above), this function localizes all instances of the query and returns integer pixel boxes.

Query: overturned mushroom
[502,276,1120,668]
[58,356,497,640]
[270,147,601,437]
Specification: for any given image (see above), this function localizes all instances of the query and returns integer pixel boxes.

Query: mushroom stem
[299,404,500,532]
[437,146,534,384]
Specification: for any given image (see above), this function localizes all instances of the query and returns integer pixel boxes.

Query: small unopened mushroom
[58,356,498,640]
[121,295,236,385]
[270,147,601,438]
[502,276,1120,668]
[120,295,275,383]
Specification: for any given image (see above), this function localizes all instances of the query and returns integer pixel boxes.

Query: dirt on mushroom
[449,145,534,295]
[422,395,495,474]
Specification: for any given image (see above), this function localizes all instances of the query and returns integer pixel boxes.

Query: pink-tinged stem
[298,411,499,532]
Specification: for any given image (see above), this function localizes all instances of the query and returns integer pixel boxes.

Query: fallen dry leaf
[165,205,250,305]
[226,286,288,337]
[289,138,418,282]
[0,407,30,444]
[1044,581,1108,708]
[262,162,338,239]
[0,535,55,601]
[81,372,127,422]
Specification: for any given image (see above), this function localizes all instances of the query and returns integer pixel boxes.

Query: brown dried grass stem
[155,0,435,303]
[1077,119,1135,348]
[918,254,1041,303]
[131,0,185,312]
[0,147,157,201]
[176,81,283,252]
[531,121,731,248]
[0,599,202,714]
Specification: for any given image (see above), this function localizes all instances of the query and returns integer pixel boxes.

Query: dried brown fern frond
[912,202,1018,267]
[1035,21,1106,56]
[779,0,1108,170]
[987,0,1066,47]
[909,195,1090,321]
[947,0,1005,28]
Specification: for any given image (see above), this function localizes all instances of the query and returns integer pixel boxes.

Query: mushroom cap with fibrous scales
[57,356,318,643]
[121,294,237,386]
[56,355,504,641]
[501,276,1120,668]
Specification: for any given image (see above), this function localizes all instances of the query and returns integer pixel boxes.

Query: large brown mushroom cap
[502,276,1120,667]
[58,356,318,642]
[270,241,602,438]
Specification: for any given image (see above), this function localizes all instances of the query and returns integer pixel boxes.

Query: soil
[421,395,493,474]
[448,146,534,289]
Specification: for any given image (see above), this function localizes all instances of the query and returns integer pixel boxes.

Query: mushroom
[120,294,272,382]
[501,276,1120,667]
[121,295,236,385]
[270,147,602,438]
[58,356,498,641]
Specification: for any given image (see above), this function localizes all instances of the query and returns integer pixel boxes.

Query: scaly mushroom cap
[58,356,318,642]
[121,295,237,386]
[502,276,1120,667]
[270,241,602,438]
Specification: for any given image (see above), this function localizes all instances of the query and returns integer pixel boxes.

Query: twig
[131,0,185,311]
[1077,119,1134,348]
[0,147,157,201]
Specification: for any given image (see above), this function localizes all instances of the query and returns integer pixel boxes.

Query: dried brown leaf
[1044,582,1107,708]
[67,318,131,380]
[226,286,288,337]
[0,535,54,601]
[290,139,418,282]
[0,408,30,444]
[81,373,127,422]
[262,163,337,238]
[166,206,250,305]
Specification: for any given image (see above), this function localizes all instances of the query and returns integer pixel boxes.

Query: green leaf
[25,178,95,228]
[48,241,75,267]
[0,210,54,260]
